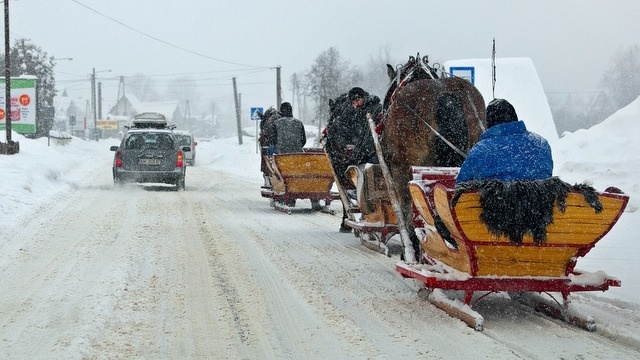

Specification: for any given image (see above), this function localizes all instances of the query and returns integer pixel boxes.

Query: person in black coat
[269,102,306,154]
[347,87,381,165]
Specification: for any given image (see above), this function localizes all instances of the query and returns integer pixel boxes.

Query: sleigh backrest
[408,167,629,277]
[434,183,629,276]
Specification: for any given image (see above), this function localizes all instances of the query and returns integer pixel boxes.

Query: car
[109,112,188,190]
[173,130,197,166]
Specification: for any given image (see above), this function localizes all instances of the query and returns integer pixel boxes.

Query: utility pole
[98,82,103,120]
[84,99,89,138]
[232,77,243,145]
[211,101,215,137]
[276,66,282,110]
[91,68,97,140]
[2,0,19,154]
[184,99,192,132]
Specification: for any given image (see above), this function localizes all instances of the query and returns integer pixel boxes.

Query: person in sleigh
[454,98,601,245]
[456,98,553,183]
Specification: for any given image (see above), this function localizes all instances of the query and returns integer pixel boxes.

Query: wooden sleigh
[341,164,399,254]
[261,148,340,214]
[397,166,629,331]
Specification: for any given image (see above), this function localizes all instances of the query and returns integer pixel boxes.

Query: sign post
[250,107,263,154]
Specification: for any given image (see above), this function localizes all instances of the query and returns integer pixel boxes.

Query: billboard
[0,77,38,134]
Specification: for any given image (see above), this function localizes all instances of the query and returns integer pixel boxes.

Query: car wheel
[176,176,185,191]
[113,175,125,188]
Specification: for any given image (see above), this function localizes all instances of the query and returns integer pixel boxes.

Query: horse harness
[378,55,470,158]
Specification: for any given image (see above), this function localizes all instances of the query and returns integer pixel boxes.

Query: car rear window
[125,133,175,150]
[176,135,192,146]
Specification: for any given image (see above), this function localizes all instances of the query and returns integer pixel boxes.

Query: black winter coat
[272,116,306,154]
[349,95,382,165]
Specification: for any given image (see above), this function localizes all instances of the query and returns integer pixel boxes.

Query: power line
[70,0,272,70]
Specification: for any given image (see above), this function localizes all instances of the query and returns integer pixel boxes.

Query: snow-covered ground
[1,97,640,358]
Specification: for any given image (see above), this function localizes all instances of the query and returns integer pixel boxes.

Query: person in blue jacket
[456,98,553,183]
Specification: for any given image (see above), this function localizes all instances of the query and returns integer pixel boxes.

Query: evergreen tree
[3,38,57,137]
[66,100,80,119]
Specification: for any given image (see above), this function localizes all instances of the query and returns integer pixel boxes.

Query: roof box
[132,112,167,128]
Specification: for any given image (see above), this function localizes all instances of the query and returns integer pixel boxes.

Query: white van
[173,130,197,166]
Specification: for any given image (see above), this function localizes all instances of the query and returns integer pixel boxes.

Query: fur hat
[348,87,366,101]
[279,102,293,117]
[486,98,518,128]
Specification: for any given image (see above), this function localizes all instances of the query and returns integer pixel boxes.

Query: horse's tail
[434,92,468,167]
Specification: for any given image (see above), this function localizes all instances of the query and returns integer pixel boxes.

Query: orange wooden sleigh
[261,148,339,214]
[396,166,629,331]
[339,164,399,253]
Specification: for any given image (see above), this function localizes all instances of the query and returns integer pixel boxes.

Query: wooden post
[367,113,416,262]
[233,77,242,145]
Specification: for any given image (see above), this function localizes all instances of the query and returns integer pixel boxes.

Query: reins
[402,103,469,158]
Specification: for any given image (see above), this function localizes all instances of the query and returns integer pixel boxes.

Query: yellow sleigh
[341,164,399,254]
[397,166,629,331]
[261,148,339,214]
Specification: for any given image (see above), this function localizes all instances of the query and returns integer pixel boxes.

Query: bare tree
[290,72,303,120]
[362,46,394,97]
[600,45,640,109]
[126,73,160,102]
[165,75,200,105]
[305,47,351,128]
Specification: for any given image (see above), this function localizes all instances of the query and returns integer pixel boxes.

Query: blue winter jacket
[456,121,553,183]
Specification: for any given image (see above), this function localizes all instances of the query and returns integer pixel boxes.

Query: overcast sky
[6,0,640,112]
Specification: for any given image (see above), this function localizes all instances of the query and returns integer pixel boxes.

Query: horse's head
[328,93,352,127]
[384,54,442,110]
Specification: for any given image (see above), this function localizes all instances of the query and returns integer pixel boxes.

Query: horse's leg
[339,203,351,232]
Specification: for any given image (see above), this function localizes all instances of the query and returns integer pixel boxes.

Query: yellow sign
[96,120,119,129]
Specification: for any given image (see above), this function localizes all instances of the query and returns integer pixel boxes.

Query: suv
[173,130,197,166]
[109,112,189,190]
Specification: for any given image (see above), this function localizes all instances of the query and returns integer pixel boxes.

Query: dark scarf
[452,177,603,245]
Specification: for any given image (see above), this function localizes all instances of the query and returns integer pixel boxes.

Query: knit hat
[486,98,518,128]
[280,102,293,117]
[348,87,366,101]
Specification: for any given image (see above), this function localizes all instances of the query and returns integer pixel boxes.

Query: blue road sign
[250,107,264,121]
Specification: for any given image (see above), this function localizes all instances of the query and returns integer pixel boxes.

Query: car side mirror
[110,145,119,151]
[194,142,198,146]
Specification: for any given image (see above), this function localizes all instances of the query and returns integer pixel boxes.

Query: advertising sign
[0,77,37,134]
[96,120,119,129]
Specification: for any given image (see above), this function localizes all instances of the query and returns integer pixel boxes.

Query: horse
[380,54,486,261]
[258,107,279,181]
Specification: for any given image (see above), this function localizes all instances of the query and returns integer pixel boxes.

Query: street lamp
[91,68,111,139]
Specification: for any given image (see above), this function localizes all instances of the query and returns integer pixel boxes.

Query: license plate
[139,158,162,165]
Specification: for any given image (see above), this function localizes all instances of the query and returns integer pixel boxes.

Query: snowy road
[1,155,640,359]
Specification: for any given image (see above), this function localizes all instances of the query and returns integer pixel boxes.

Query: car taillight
[177,150,184,167]
[115,150,123,167]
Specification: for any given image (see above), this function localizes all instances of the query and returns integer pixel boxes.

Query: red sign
[19,94,31,106]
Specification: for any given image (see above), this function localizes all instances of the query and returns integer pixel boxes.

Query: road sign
[250,107,263,121]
